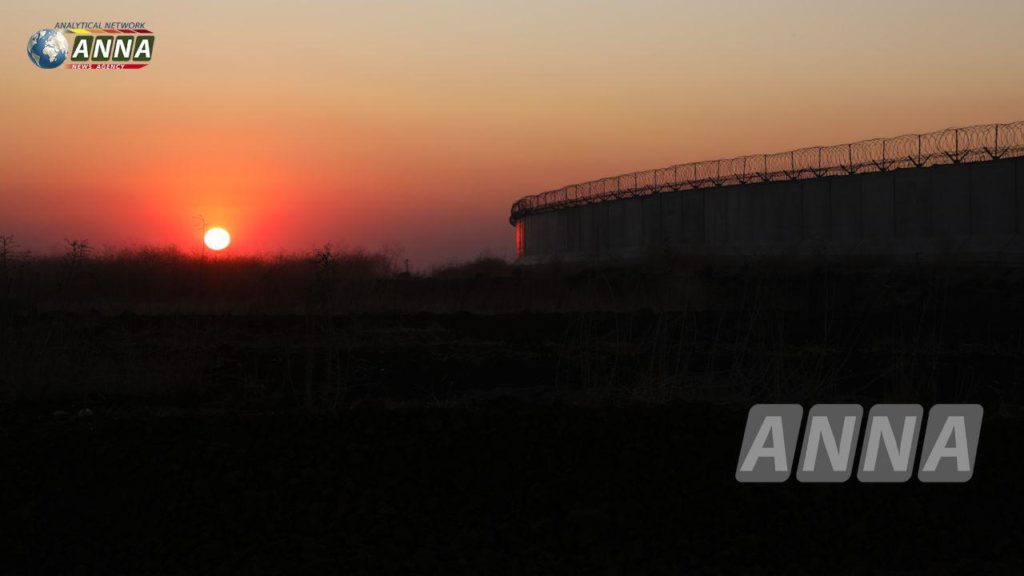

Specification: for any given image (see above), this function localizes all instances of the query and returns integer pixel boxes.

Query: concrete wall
[516,157,1024,262]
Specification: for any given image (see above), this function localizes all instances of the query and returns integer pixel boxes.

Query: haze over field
[3,0,1023,265]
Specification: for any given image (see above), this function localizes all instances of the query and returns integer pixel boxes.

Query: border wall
[514,157,1024,262]
[510,123,1024,262]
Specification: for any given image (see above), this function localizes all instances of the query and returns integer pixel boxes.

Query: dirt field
[4,402,1023,575]
[2,256,1024,573]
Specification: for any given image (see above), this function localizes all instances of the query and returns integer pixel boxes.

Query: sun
[204,227,231,251]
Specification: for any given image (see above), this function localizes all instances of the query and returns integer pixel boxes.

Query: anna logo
[736,404,983,483]
[27,24,154,70]
[68,30,154,69]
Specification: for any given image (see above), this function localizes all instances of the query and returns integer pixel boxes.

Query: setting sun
[204,227,231,251]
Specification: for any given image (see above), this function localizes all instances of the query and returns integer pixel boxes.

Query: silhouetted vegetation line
[3,239,1024,316]
[1,239,1023,409]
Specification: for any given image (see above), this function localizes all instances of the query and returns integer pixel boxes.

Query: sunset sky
[3,0,1023,265]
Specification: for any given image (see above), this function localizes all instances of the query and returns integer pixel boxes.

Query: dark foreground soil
[4,262,1024,574]
[2,402,1023,575]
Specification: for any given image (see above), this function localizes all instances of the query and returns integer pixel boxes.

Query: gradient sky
[3,1,1023,265]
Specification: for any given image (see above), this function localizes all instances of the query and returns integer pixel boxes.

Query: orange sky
[3,1,1023,265]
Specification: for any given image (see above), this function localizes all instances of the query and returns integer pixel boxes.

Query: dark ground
[2,257,1024,574]
[3,403,1023,575]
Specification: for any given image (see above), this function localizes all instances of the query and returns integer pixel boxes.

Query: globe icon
[27,29,68,69]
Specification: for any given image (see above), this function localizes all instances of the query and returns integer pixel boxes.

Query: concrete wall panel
[641,194,664,248]
[861,174,893,245]
[727,187,749,246]
[745,184,770,242]
[927,164,970,239]
[544,211,560,255]
[530,212,547,256]
[560,209,579,254]
[894,170,934,240]
[704,187,729,246]
[578,204,595,256]
[660,191,684,247]
[766,182,803,244]
[681,190,705,245]
[830,177,862,245]
[623,199,643,250]
[970,161,1016,235]
[801,180,830,244]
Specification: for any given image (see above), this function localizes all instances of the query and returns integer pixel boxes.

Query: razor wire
[509,121,1024,224]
